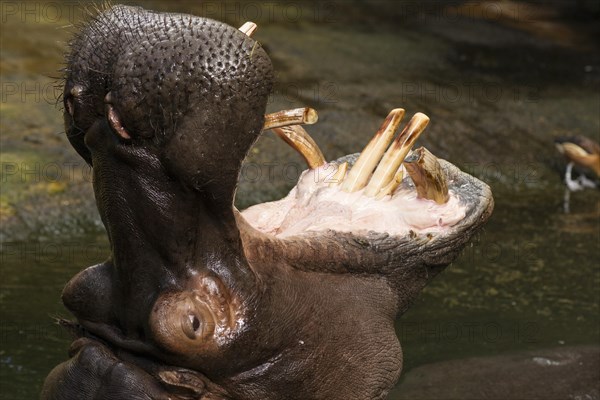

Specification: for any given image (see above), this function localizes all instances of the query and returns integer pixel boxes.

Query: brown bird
[555,135,600,212]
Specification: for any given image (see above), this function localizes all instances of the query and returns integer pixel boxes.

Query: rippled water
[1,1,599,398]
[2,190,598,398]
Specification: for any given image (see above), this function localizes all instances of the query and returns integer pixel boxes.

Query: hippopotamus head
[42,5,493,399]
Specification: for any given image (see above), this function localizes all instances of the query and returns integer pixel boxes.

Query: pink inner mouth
[242,163,466,238]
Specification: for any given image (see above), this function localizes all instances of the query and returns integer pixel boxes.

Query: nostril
[104,92,132,140]
[62,263,113,324]
[65,97,74,116]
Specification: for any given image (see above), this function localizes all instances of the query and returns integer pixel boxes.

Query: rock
[391,346,600,400]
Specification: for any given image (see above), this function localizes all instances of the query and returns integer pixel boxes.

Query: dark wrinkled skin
[42,5,493,400]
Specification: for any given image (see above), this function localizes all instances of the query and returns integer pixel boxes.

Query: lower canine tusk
[404,147,449,204]
[364,112,429,197]
[341,108,405,193]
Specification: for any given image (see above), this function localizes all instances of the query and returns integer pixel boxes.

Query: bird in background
[555,135,600,213]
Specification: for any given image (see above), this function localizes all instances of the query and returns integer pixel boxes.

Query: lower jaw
[241,159,466,239]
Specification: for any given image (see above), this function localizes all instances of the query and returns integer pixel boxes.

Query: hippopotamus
[41,5,493,399]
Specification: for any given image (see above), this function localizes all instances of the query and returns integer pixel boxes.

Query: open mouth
[242,107,489,240]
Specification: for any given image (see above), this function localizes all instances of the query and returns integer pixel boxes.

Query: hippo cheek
[62,262,115,326]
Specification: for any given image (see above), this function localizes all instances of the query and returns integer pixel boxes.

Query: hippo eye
[182,313,201,340]
[104,92,131,140]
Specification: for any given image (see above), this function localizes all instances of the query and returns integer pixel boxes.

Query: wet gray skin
[41,5,493,399]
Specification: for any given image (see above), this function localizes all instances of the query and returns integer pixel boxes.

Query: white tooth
[375,166,405,199]
[341,108,405,193]
[364,112,429,197]
[328,162,348,187]
[272,125,326,169]
[263,108,318,131]
[404,146,449,204]
[238,22,258,37]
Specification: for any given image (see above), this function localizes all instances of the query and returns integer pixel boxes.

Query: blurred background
[1,1,599,398]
